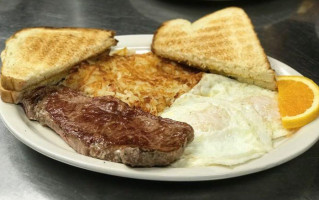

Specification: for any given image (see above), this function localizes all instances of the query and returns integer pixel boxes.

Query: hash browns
[62,52,202,115]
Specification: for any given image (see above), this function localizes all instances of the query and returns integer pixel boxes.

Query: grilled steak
[21,86,194,167]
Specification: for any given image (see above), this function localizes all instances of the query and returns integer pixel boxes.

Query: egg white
[160,73,291,167]
[189,73,291,139]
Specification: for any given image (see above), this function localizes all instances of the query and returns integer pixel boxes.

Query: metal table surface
[0,0,319,199]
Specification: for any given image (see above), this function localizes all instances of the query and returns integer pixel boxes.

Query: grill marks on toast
[156,27,259,63]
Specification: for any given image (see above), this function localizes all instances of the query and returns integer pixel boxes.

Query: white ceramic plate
[1,34,319,181]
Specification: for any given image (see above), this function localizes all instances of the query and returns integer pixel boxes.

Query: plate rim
[1,34,318,182]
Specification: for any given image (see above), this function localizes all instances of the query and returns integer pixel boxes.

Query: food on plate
[0,27,199,167]
[21,86,194,167]
[1,7,317,169]
[62,52,203,115]
[110,47,136,56]
[0,27,117,103]
[277,76,319,128]
[151,7,276,90]
[0,76,24,104]
[161,74,292,167]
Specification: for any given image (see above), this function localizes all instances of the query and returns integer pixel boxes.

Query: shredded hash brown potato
[62,52,203,115]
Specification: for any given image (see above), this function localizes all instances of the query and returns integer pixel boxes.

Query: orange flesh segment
[278,80,314,117]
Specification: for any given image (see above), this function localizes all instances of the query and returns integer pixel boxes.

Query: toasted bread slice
[151,7,277,90]
[0,71,70,103]
[1,27,117,91]
[0,76,21,104]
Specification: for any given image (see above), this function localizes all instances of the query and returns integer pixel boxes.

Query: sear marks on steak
[21,86,194,167]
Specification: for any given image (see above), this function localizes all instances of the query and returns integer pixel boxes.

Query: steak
[21,86,194,167]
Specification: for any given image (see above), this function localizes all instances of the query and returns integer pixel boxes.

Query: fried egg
[190,74,291,139]
[160,73,291,167]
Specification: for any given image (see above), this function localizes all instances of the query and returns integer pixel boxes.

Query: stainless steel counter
[1,0,319,199]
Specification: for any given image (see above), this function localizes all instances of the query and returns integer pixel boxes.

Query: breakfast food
[0,72,69,103]
[1,7,317,169]
[21,86,194,167]
[161,74,292,167]
[62,52,203,115]
[0,27,117,103]
[0,27,200,167]
[0,76,22,103]
[151,7,277,90]
[277,76,319,128]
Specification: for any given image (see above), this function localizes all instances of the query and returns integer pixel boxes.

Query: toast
[151,7,277,90]
[1,27,117,92]
[0,72,69,103]
[0,77,21,104]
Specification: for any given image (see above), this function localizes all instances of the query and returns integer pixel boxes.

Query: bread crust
[151,20,170,54]
[4,27,116,49]
[0,87,21,104]
[0,69,72,104]
[0,75,21,103]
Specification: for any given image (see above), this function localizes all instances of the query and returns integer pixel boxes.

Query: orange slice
[277,76,319,129]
